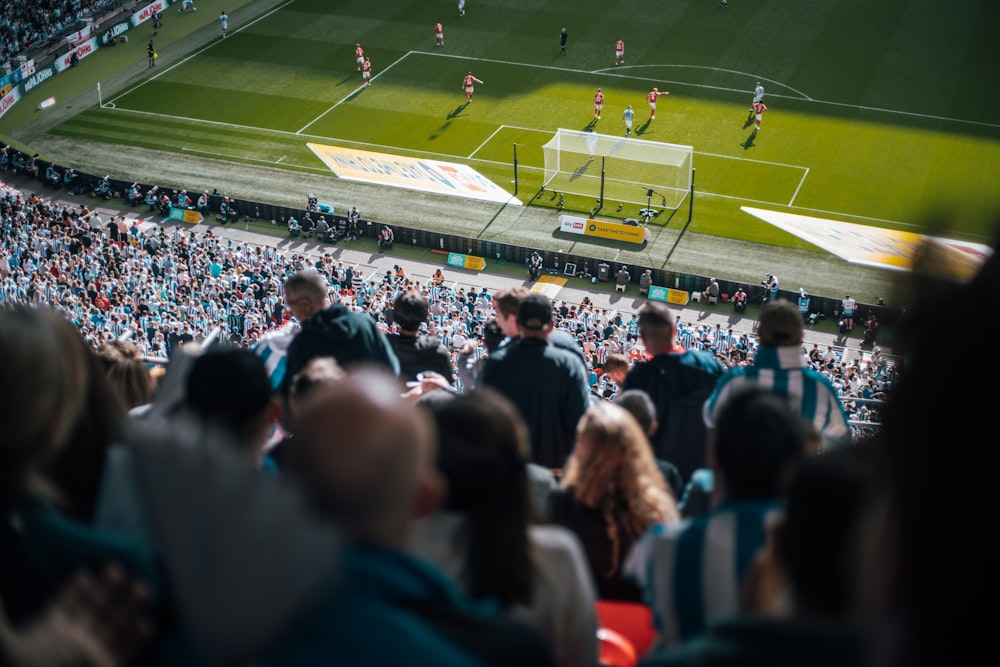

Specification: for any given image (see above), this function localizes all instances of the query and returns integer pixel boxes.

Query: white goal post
[541,129,693,209]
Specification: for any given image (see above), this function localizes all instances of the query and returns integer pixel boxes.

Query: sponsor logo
[573,222,584,230]
[0,91,17,116]
[101,21,130,44]
[135,0,168,22]
[23,67,53,93]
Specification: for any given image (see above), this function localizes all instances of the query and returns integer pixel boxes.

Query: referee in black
[559,28,568,55]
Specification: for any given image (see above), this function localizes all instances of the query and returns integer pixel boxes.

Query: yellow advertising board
[558,214,648,245]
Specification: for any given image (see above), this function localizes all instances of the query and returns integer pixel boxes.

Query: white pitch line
[696,150,809,171]
[789,167,810,206]
[593,64,812,101]
[107,0,296,106]
[115,105,546,171]
[181,146,329,172]
[468,125,505,159]
[297,51,413,135]
[412,49,998,129]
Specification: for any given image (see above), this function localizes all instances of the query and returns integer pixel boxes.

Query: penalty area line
[788,167,809,206]
[297,50,414,135]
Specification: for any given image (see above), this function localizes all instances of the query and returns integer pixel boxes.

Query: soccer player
[463,71,483,102]
[750,81,764,111]
[219,10,228,38]
[615,38,624,66]
[622,105,635,137]
[593,88,605,119]
[458,0,466,17]
[559,27,568,55]
[355,43,364,71]
[147,40,156,68]
[361,57,372,86]
[752,100,767,130]
[435,22,444,46]
[647,87,668,120]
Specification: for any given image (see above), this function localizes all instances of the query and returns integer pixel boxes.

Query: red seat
[596,600,657,659]
[597,627,636,667]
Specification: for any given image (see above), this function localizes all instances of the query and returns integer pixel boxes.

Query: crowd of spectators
[0,177,892,444]
[1,226,995,667]
[1,0,116,65]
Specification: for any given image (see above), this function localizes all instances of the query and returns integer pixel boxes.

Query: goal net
[541,129,693,209]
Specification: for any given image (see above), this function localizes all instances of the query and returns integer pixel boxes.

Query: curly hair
[561,401,679,575]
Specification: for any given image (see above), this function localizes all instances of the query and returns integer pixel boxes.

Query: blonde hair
[562,402,679,574]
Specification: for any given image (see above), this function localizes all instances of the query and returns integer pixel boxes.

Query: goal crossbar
[541,129,693,209]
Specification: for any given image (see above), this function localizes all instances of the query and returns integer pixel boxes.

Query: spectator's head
[291,368,443,548]
[96,339,156,410]
[1,305,91,496]
[420,388,534,608]
[601,353,630,387]
[516,294,553,340]
[287,356,347,420]
[1,306,123,520]
[482,318,505,354]
[562,401,678,571]
[181,345,277,461]
[757,299,804,347]
[392,291,429,333]
[709,386,808,502]
[613,388,658,437]
[774,443,881,621]
[637,301,677,354]
[492,286,529,337]
[282,270,329,322]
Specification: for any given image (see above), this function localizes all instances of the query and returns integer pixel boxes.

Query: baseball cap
[517,294,553,331]
[757,300,804,346]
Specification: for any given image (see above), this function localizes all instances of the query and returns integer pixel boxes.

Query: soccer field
[31,0,1000,244]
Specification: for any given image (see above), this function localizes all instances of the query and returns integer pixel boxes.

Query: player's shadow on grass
[583,119,597,131]
[742,111,755,130]
[429,121,452,141]
[742,129,757,149]
[635,120,651,136]
[342,89,364,104]
[447,103,469,119]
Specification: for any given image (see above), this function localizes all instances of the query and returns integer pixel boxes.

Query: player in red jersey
[435,22,444,46]
[463,71,483,102]
[361,57,372,86]
[647,87,668,120]
[593,88,605,119]
[752,100,767,130]
[355,44,364,71]
[615,38,624,66]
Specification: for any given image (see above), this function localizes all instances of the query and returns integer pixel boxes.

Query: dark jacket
[389,333,454,384]
[268,544,554,667]
[640,615,870,667]
[283,304,400,396]
[478,337,589,469]
[622,350,724,484]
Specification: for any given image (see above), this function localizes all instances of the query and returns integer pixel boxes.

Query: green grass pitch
[21,0,1000,245]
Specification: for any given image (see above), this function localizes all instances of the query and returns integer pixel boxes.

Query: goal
[541,129,693,209]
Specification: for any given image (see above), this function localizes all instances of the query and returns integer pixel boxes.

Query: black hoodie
[282,304,400,397]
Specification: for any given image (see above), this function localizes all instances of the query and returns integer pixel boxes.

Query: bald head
[291,368,441,547]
